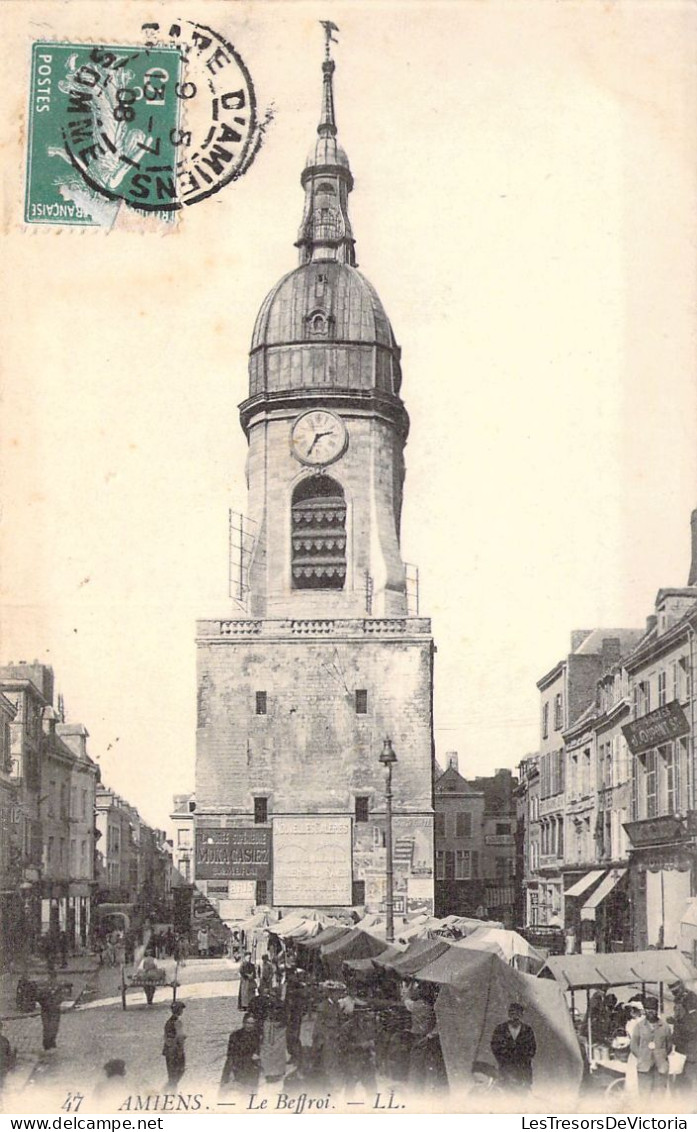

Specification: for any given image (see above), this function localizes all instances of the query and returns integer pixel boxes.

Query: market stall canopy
[395,914,434,942]
[433,916,504,938]
[375,937,451,976]
[282,919,323,940]
[365,945,405,969]
[415,948,583,1099]
[269,911,326,938]
[236,910,274,932]
[454,928,545,974]
[539,950,697,991]
[299,925,351,951]
[321,929,389,978]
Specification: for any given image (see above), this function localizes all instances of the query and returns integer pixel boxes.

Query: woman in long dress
[238,953,256,1011]
[260,997,287,1083]
[220,1015,261,1091]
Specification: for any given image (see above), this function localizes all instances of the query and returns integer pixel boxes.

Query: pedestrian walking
[238,952,257,1011]
[490,1002,537,1091]
[630,997,672,1096]
[284,967,306,1064]
[259,955,274,997]
[140,954,160,1006]
[162,1002,187,1089]
[197,927,209,958]
[312,982,344,1087]
[221,1014,261,1091]
[36,971,67,1052]
[260,996,287,1083]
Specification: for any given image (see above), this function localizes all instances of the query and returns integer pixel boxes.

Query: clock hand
[307,430,333,455]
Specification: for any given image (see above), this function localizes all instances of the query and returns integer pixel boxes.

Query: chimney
[688,509,697,586]
[446,751,459,771]
[601,638,621,667]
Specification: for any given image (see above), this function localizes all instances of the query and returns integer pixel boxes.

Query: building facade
[524,629,643,936]
[0,664,53,953]
[194,41,435,913]
[57,722,99,947]
[623,584,697,950]
[520,510,697,954]
[434,755,517,924]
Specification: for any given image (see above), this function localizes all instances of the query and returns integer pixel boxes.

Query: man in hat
[490,1003,537,1091]
[629,996,672,1095]
[162,1002,187,1090]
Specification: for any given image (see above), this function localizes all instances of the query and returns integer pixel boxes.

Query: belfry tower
[194,32,435,915]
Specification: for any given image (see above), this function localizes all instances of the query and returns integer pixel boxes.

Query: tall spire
[296,23,356,267]
[318,22,338,137]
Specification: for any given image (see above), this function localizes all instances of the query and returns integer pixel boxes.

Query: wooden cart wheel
[604,1077,624,1095]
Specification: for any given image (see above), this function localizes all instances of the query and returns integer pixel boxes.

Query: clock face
[290,410,348,466]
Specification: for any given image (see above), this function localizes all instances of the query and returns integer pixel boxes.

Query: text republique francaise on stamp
[25,22,262,227]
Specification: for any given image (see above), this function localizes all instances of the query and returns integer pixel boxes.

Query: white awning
[564,869,606,898]
[580,868,627,921]
[680,898,697,928]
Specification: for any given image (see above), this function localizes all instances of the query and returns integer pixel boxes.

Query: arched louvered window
[291,476,347,590]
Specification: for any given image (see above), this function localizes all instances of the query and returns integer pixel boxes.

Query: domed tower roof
[241,28,407,438]
[252,262,398,355]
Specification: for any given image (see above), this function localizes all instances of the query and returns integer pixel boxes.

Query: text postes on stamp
[25,24,260,226]
[26,42,182,226]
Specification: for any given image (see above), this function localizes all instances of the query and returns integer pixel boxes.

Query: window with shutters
[254,797,268,824]
[255,691,267,715]
[645,751,657,818]
[435,851,445,880]
[434,812,445,838]
[291,476,347,590]
[355,689,368,715]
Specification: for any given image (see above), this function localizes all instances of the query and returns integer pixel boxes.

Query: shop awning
[680,899,697,929]
[580,868,627,921]
[539,949,697,990]
[564,869,606,899]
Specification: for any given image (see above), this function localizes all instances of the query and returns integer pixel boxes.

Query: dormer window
[305,308,334,339]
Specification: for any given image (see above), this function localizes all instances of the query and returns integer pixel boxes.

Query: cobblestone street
[4,958,251,1114]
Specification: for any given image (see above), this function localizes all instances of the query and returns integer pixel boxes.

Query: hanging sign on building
[621,701,690,755]
[195,827,271,881]
[273,817,352,906]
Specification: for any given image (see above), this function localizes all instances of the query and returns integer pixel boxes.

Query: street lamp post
[379,737,397,943]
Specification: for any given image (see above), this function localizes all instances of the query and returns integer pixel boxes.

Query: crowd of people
[156,941,449,1097]
[584,983,697,1097]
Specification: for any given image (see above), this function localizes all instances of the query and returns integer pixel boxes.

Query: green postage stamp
[25,42,182,226]
[25,26,261,226]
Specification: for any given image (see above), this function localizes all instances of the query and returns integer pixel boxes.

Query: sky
[2,1,696,834]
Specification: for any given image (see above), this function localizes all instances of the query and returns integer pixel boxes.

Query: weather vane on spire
[320,20,340,60]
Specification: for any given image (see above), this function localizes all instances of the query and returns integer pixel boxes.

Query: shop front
[624,813,697,949]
